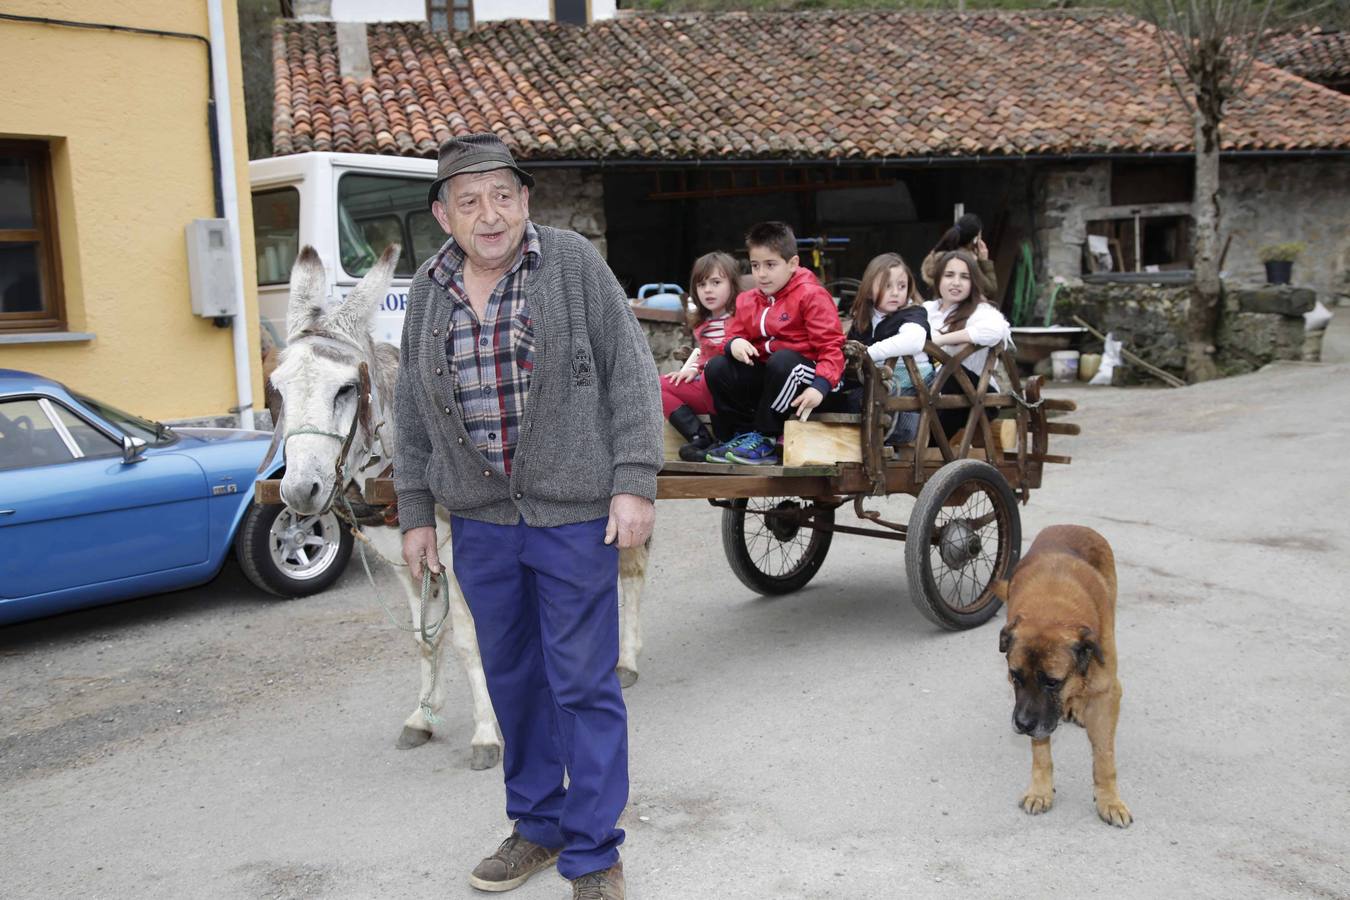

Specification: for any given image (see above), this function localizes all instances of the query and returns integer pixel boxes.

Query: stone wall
[527,168,608,258]
[1054,281,1320,379]
[1032,161,1112,291]
[1032,158,1350,306]
[1053,282,1191,376]
[1221,159,1350,305]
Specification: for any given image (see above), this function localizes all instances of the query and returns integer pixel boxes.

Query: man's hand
[790,386,824,421]
[402,526,442,580]
[730,338,759,365]
[665,367,698,385]
[604,493,655,549]
[974,235,989,260]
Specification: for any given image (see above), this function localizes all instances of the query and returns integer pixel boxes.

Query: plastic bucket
[1050,349,1080,382]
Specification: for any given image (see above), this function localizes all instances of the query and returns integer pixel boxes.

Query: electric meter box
[186,218,239,318]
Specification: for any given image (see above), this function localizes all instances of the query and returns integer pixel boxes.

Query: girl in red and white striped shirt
[663,251,739,461]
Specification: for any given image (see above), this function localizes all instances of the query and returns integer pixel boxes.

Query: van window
[338,173,438,278]
[252,188,300,285]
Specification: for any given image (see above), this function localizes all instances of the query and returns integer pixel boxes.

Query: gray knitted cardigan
[393,225,663,531]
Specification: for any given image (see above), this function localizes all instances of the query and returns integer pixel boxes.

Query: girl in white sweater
[924,250,1012,438]
[844,252,934,444]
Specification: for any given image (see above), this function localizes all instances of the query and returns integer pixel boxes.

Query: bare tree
[1136,0,1275,382]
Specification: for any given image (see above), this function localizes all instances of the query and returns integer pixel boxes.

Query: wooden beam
[656,475,833,500]
[1081,202,1192,220]
[254,479,282,504]
[659,460,840,477]
[365,478,397,505]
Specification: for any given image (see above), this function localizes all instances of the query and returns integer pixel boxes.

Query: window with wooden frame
[0,141,64,332]
[427,0,473,32]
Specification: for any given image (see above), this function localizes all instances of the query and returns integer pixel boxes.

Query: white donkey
[269,244,650,769]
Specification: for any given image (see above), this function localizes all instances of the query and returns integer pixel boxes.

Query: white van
[248,152,439,350]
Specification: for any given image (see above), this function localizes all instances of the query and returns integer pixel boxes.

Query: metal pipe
[206,0,255,430]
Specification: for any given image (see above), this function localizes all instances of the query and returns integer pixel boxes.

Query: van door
[333,170,441,346]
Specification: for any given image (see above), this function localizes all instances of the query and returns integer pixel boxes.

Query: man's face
[749,245,797,296]
[432,169,530,272]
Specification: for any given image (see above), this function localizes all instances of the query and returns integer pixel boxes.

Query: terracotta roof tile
[1262,27,1350,87]
[271,11,1350,159]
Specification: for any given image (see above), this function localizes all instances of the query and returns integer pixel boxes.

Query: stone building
[270,10,1350,374]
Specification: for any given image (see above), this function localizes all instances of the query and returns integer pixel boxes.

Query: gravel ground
[2,359,1348,899]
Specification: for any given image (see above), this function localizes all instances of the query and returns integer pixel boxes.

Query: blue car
[0,369,353,626]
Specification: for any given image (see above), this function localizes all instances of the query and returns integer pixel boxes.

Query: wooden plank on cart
[255,479,282,504]
[656,474,835,500]
[782,420,863,467]
[365,477,397,505]
[659,460,841,477]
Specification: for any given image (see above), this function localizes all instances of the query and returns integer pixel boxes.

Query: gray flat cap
[427,133,535,208]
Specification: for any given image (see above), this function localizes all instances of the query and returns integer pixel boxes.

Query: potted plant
[1259,242,1304,285]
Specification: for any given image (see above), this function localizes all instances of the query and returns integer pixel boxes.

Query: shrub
[1258,242,1305,263]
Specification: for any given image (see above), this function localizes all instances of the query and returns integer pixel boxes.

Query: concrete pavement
[2,359,1348,899]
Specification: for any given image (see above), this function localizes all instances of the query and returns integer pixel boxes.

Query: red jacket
[724,267,846,390]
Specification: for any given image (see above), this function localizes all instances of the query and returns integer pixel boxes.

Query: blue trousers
[450,515,627,880]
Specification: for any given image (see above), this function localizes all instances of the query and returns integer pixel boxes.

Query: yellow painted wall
[0,1,261,422]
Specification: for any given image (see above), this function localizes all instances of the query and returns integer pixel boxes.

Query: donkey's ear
[328,243,400,342]
[286,246,327,340]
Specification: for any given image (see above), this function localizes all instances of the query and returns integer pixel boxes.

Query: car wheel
[235,502,354,597]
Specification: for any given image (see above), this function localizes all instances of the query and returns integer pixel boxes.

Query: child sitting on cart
[703,221,846,466]
[842,252,933,446]
[663,251,739,461]
[925,249,1012,439]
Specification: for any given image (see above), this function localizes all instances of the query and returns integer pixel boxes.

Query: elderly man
[393,133,661,900]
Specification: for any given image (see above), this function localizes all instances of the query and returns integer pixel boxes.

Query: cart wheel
[722,497,834,595]
[904,460,1020,630]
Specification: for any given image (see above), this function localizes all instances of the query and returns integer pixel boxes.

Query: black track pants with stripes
[704,348,826,439]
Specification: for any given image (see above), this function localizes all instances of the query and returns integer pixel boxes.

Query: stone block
[1232,286,1316,317]
[1215,311,1306,375]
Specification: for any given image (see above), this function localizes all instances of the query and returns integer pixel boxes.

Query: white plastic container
[1050,349,1080,382]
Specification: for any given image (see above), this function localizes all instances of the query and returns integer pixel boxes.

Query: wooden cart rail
[254,343,1076,508]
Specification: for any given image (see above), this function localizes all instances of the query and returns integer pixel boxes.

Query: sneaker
[726,432,781,466]
[704,433,751,462]
[468,829,560,892]
[571,861,625,900]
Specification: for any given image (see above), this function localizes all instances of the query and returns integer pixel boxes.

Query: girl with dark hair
[924,249,1012,439]
[920,212,999,298]
[663,251,740,460]
[842,253,934,444]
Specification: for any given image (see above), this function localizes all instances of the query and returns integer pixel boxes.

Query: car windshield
[72,391,173,444]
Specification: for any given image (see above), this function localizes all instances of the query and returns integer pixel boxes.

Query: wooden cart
[652,341,1077,630]
[255,341,1075,631]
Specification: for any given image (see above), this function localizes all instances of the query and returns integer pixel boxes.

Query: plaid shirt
[430,223,540,474]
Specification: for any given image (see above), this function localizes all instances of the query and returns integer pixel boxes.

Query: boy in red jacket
[703,222,846,465]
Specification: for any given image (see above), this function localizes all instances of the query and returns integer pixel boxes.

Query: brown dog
[995,525,1132,827]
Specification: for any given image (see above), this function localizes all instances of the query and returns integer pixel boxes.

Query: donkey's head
[271,244,399,515]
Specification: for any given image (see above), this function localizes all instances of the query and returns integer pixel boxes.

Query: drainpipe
[206,0,255,430]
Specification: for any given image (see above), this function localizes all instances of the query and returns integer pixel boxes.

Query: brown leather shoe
[571,861,624,900]
[468,829,560,892]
